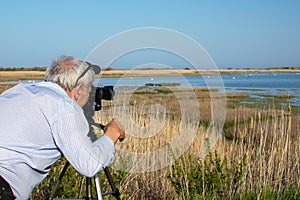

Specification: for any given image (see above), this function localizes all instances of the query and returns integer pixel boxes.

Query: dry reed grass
[94,88,299,199]
[0,84,16,94]
[0,71,45,82]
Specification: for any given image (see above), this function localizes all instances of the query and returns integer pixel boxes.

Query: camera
[95,85,115,111]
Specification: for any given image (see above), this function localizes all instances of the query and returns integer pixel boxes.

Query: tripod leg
[104,167,121,200]
[94,174,103,200]
[86,177,93,199]
[47,161,70,200]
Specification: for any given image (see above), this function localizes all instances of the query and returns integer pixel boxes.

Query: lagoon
[95,72,300,106]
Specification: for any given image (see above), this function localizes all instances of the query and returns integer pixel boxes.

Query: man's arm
[51,108,115,177]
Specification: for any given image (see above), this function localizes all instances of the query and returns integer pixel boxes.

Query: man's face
[76,84,92,107]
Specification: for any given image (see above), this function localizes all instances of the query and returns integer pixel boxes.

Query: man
[0,56,125,199]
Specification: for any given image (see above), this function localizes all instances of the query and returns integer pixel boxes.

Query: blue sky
[0,0,299,69]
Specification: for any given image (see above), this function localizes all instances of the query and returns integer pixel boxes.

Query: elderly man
[0,56,125,199]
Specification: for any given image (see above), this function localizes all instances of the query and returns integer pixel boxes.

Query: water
[95,72,300,106]
[3,72,298,105]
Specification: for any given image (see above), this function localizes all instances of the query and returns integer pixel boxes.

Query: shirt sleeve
[51,106,115,177]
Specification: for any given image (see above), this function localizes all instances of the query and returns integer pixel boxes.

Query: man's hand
[104,119,125,144]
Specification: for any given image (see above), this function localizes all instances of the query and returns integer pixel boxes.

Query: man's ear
[70,85,81,100]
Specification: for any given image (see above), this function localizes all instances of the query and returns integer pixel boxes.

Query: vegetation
[145,82,181,87]
[169,152,247,199]
[0,67,46,71]
[31,158,127,199]
[0,72,299,199]
[0,84,16,94]
[73,88,298,199]
[0,71,45,82]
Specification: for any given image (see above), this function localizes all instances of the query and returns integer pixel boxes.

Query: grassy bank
[93,88,300,199]
[28,87,299,199]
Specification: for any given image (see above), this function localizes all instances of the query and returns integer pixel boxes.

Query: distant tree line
[226,66,300,70]
[0,67,116,71]
[0,67,47,71]
[267,66,300,70]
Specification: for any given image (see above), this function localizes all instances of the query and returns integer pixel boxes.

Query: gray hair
[45,55,95,91]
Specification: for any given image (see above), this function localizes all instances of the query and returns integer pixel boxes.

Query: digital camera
[94,86,115,111]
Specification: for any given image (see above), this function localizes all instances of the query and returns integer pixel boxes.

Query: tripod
[47,86,122,199]
[47,160,121,200]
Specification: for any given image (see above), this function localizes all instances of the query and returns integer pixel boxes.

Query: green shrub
[240,186,300,200]
[169,151,247,199]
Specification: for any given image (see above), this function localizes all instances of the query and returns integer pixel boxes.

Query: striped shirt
[0,82,114,199]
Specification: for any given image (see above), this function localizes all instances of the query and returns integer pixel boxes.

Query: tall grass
[215,105,300,199]
[92,90,300,199]
[31,89,300,199]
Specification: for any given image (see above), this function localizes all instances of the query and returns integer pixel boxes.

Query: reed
[27,87,300,199]
[94,90,299,199]
[0,83,16,94]
[217,105,299,199]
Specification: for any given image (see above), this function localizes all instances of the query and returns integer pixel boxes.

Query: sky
[0,0,299,69]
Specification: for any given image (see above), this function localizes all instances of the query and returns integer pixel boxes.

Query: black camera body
[95,85,115,111]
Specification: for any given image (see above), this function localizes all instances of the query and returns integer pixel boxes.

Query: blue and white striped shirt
[0,82,114,199]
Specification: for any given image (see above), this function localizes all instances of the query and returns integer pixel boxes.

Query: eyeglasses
[74,62,101,87]
[74,65,92,87]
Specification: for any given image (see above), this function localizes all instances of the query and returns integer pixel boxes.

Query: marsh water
[4,72,299,106]
[95,72,300,106]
